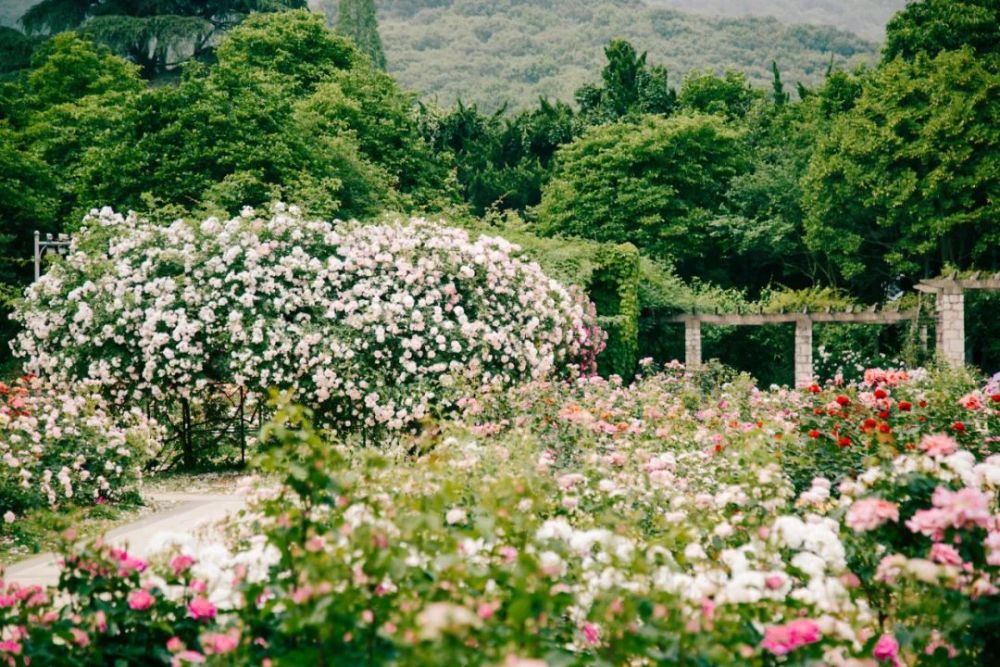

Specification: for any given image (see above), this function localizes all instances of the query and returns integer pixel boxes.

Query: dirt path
[3,492,245,588]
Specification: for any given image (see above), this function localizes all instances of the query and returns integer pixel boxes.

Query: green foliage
[678,70,761,120]
[589,243,640,379]
[803,48,1000,298]
[419,97,576,215]
[215,7,358,94]
[575,39,676,124]
[0,26,35,76]
[3,11,451,224]
[20,0,308,78]
[883,0,1000,65]
[335,0,387,70]
[537,113,745,273]
[25,31,143,105]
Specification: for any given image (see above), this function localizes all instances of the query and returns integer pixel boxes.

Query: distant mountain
[339,0,880,111]
[646,0,907,42]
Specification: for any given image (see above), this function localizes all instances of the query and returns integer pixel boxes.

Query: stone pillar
[794,318,813,388]
[936,290,965,367]
[684,319,702,369]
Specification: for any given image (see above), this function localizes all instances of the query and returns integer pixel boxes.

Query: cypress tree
[771,61,789,105]
[336,0,387,70]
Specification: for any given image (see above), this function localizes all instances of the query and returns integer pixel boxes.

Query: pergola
[668,272,1000,387]
[667,306,919,388]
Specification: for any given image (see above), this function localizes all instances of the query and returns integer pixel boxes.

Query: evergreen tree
[19,1,306,78]
[575,40,676,125]
[335,0,387,70]
[770,61,789,105]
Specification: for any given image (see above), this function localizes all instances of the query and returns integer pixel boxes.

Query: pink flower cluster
[760,619,821,655]
[863,369,910,388]
[919,433,958,457]
[845,498,899,532]
[906,486,993,540]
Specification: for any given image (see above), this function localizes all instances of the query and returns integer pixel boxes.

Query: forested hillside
[647,1,906,41]
[311,0,879,110]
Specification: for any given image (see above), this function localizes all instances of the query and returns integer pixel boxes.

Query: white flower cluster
[13,205,593,432]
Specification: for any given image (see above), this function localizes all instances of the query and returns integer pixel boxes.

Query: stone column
[684,318,702,369]
[936,289,965,367]
[794,318,813,388]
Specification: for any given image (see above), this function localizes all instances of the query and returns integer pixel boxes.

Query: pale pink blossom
[919,433,959,457]
[846,498,899,532]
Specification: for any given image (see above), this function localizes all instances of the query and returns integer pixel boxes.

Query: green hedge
[591,243,640,378]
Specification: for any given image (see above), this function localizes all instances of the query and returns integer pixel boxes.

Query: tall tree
[883,0,1000,66]
[19,0,306,78]
[575,40,676,125]
[335,0,386,70]
[803,49,1000,299]
[536,114,745,274]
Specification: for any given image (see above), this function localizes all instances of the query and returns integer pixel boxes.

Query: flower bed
[1,366,997,665]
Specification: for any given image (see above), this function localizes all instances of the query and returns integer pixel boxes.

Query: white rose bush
[12,205,598,448]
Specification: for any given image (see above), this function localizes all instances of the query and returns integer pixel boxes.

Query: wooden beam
[664,310,918,326]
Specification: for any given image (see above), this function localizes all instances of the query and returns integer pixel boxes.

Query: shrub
[0,376,156,532]
[12,205,596,437]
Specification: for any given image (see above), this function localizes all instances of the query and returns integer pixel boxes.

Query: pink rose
[873,633,900,665]
[170,555,195,577]
[919,433,958,457]
[846,498,899,532]
[188,597,217,621]
[929,543,963,566]
[201,629,240,655]
[172,649,206,665]
[761,619,821,655]
[128,589,155,611]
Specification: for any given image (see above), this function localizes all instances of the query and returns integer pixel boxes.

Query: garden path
[4,492,245,588]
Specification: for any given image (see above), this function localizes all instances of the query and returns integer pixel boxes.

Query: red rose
[952,422,966,433]
[836,396,850,406]
[863,418,877,429]
[837,437,851,447]
[919,400,927,408]
[874,389,887,399]
[808,384,821,394]
[878,423,891,433]
[898,401,912,411]
[808,430,821,438]
[992,394,1000,403]
[878,410,889,419]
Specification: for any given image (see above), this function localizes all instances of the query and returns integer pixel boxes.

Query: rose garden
[0,204,996,666]
[2,1,1000,665]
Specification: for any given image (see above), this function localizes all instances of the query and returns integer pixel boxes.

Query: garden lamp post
[33,231,71,281]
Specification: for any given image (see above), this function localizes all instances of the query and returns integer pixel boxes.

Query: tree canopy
[19,0,307,77]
